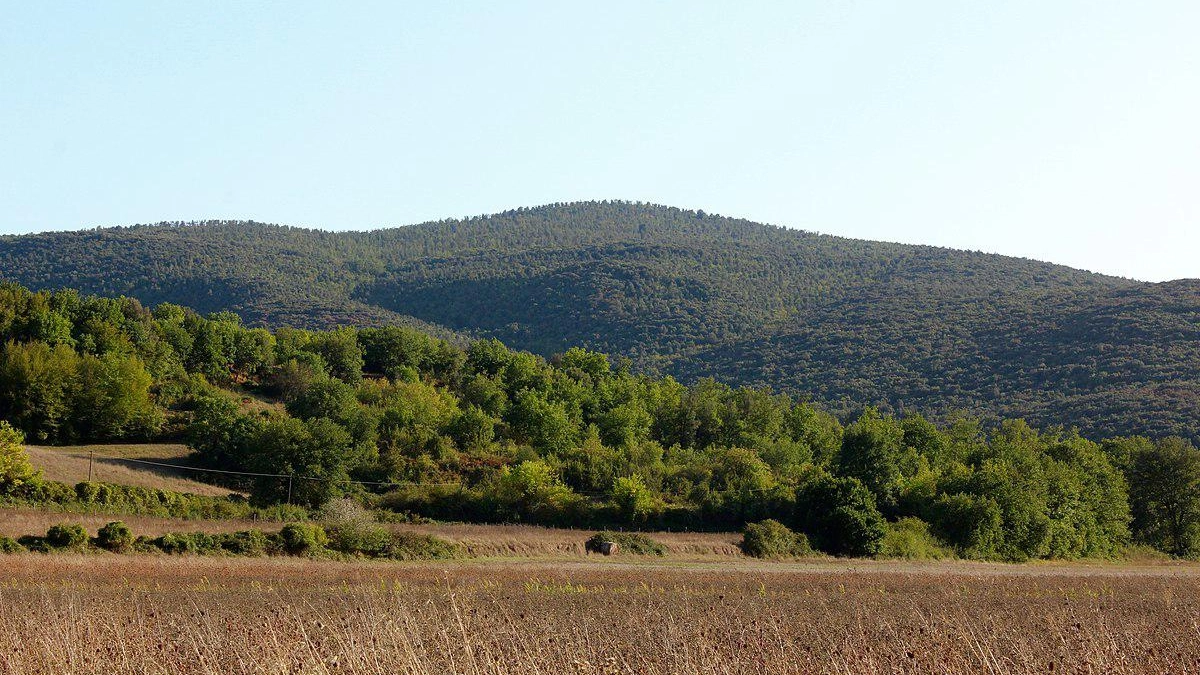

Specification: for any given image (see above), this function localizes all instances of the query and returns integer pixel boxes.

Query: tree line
[0,281,1198,559]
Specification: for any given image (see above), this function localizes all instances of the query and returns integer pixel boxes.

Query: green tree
[0,341,78,442]
[794,474,886,557]
[611,474,659,523]
[508,389,577,454]
[597,401,652,449]
[187,394,261,471]
[1128,437,1200,557]
[928,492,1003,558]
[0,421,39,493]
[836,408,916,515]
[448,405,496,452]
[307,327,364,384]
[490,460,581,522]
[72,352,163,440]
[246,416,356,507]
[557,347,610,381]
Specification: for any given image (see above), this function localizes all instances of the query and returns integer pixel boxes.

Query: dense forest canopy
[1,280,1199,560]
[1,201,1198,441]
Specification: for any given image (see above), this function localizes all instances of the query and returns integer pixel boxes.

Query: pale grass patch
[24,444,237,497]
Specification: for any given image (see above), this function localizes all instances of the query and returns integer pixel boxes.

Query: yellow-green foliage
[880,517,953,560]
[741,519,811,558]
[0,421,38,491]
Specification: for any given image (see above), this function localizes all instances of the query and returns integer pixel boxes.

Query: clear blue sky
[2,2,1197,281]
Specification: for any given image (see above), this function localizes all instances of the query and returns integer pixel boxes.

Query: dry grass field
[0,554,1198,675]
[23,444,239,497]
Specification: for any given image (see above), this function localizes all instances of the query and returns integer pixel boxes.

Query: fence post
[88,451,94,482]
[287,474,294,505]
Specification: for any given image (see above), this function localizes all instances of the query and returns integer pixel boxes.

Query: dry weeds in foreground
[1,555,1198,674]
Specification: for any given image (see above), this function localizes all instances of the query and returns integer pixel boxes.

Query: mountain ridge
[2,200,1196,440]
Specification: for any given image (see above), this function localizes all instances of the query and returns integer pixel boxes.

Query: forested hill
[2,201,1197,440]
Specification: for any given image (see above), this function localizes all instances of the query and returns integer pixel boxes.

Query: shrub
[22,480,76,504]
[219,530,270,556]
[75,481,102,504]
[153,532,220,555]
[152,532,192,555]
[611,475,662,523]
[16,535,49,553]
[879,517,953,560]
[0,535,24,553]
[742,519,812,558]
[321,497,390,555]
[382,531,461,560]
[280,523,328,555]
[318,497,373,527]
[585,531,666,556]
[96,521,135,553]
[328,523,391,556]
[45,523,88,550]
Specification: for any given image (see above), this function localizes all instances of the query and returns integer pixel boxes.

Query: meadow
[1,553,1197,675]
[23,444,233,497]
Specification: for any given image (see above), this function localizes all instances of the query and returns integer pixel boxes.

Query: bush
[0,535,24,553]
[741,519,812,558]
[320,498,390,556]
[22,480,76,504]
[96,521,135,553]
[153,532,219,555]
[879,517,953,560]
[280,523,328,555]
[585,531,666,556]
[219,530,270,556]
[327,523,391,556]
[75,481,102,504]
[45,523,88,550]
[16,535,50,553]
[381,531,461,560]
[151,530,277,556]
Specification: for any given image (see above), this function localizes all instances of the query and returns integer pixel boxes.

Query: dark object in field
[585,534,620,555]
[585,531,665,556]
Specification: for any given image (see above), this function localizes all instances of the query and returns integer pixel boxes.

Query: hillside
[0,275,1192,559]
[2,201,1197,439]
[23,444,235,497]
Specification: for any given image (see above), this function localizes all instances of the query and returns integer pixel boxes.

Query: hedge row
[0,521,461,561]
[2,478,307,521]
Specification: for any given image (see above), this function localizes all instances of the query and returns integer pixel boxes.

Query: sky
[1,2,1197,282]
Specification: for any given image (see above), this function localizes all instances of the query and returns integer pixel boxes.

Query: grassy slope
[23,444,238,497]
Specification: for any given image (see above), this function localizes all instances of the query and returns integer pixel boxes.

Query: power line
[68,454,462,489]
